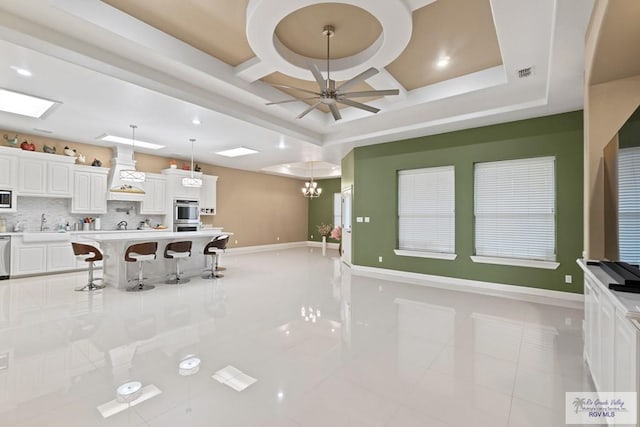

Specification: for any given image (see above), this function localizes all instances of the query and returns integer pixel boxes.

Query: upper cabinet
[15,150,75,198]
[140,173,167,215]
[161,168,203,200]
[200,175,218,215]
[72,165,109,214]
[0,148,18,189]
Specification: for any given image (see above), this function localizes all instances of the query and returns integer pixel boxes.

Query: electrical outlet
[276,236,280,241]
[311,234,314,239]
[564,275,573,284]
[378,256,383,262]
[234,240,238,245]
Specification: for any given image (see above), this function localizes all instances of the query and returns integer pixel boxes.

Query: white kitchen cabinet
[11,243,47,276]
[46,243,77,272]
[614,309,639,393]
[199,174,218,215]
[0,148,17,188]
[71,166,108,214]
[140,173,167,215]
[161,168,202,201]
[598,295,615,392]
[583,278,598,373]
[17,151,75,198]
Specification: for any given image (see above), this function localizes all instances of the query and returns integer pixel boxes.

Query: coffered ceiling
[0,0,594,177]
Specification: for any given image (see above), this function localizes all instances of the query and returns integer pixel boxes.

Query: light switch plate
[356,217,363,223]
[364,217,370,223]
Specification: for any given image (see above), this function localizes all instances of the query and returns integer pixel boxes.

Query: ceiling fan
[266,25,400,121]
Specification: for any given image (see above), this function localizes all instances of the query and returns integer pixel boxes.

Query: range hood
[107,146,145,201]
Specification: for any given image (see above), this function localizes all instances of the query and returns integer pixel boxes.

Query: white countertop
[577,259,640,321]
[82,229,230,242]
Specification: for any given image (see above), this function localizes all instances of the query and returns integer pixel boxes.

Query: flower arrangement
[316,223,333,238]
[330,225,342,241]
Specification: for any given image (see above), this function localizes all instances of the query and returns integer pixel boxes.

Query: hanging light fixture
[302,161,322,198]
[182,138,203,188]
[119,124,146,183]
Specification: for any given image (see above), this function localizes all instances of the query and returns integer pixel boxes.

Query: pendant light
[119,124,146,183]
[182,138,203,188]
[302,161,322,198]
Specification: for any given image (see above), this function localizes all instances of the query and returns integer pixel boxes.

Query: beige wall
[0,130,308,247]
[583,0,640,259]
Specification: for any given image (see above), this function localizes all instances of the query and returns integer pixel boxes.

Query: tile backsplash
[0,197,165,232]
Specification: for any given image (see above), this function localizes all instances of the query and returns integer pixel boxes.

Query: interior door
[341,186,352,265]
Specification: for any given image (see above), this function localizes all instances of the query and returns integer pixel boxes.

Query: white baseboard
[351,264,584,309]
[225,241,308,255]
[225,241,340,255]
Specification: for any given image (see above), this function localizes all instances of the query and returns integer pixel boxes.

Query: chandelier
[182,138,203,188]
[119,124,146,183]
[302,162,322,198]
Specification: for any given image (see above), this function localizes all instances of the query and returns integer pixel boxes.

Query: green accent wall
[307,178,341,242]
[619,106,640,148]
[351,111,585,293]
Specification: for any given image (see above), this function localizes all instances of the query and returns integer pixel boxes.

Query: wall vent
[517,67,533,78]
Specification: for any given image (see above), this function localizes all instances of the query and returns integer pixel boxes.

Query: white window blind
[398,166,455,253]
[619,146,640,264]
[474,156,556,261]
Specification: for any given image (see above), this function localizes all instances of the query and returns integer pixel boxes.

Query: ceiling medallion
[246,0,413,81]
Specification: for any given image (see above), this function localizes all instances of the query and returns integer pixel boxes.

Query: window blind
[398,166,455,253]
[474,156,556,261]
[333,193,342,228]
[619,146,640,264]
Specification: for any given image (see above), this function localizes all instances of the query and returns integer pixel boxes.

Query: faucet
[40,213,48,231]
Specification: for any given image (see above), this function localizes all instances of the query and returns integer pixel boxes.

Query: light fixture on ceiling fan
[266,25,399,121]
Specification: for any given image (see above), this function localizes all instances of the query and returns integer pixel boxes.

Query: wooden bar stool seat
[125,242,158,292]
[72,242,105,292]
[164,241,192,285]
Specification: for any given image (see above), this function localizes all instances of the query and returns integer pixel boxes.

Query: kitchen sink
[22,232,72,242]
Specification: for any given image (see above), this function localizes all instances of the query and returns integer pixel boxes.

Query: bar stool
[72,242,105,292]
[164,241,192,285]
[203,234,229,279]
[125,242,158,292]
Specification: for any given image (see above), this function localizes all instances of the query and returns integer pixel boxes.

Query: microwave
[0,190,12,209]
[174,199,199,224]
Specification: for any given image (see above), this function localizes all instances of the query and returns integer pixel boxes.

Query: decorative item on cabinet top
[3,134,18,147]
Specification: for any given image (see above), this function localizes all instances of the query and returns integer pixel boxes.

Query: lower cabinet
[11,238,98,277]
[583,273,640,426]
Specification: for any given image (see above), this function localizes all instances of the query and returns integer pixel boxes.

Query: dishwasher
[0,236,9,280]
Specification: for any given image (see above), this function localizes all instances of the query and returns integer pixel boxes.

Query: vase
[322,236,327,256]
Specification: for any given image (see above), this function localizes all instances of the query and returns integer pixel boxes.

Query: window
[619,146,640,264]
[473,156,558,269]
[333,193,342,228]
[396,166,455,259]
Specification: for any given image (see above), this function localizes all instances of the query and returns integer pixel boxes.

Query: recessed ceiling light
[0,88,59,118]
[436,56,450,69]
[10,66,32,77]
[216,147,259,157]
[278,141,285,149]
[98,133,165,150]
[192,118,201,125]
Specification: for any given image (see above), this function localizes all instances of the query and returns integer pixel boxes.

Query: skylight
[0,88,58,118]
[99,134,165,150]
[216,147,259,157]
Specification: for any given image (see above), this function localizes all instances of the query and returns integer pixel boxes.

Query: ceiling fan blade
[309,63,327,92]
[297,101,322,119]
[336,67,379,92]
[336,98,380,114]
[341,89,400,98]
[270,84,321,96]
[266,97,320,105]
[328,103,342,121]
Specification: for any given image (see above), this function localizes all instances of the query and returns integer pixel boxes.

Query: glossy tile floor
[0,248,596,427]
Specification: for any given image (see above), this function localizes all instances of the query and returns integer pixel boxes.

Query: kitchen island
[77,230,230,289]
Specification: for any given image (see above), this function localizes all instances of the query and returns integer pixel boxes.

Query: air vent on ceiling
[517,67,533,78]
[33,128,53,134]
